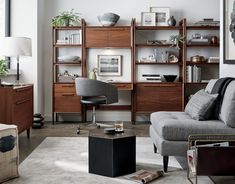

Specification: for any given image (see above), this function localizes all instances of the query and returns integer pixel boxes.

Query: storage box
[0,124,19,183]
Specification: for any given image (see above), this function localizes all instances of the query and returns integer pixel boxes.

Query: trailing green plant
[0,59,8,76]
[52,9,81,27]
[169,34,185,49]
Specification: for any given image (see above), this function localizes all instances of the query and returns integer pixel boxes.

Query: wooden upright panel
[85,28,108,47]
[108,28,131,47]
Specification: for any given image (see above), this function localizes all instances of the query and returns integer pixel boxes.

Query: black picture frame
[224,0,235,64]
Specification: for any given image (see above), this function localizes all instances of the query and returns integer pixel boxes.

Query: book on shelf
[125,169,164,184]
[186,65,201,82]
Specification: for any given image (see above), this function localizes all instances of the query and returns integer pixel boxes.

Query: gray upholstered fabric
[75,78,118,104]
[149,125,188,156]
[185,89,218,120]
[219,81,235,127]
[150,112,235,141]
[205,79,218,94]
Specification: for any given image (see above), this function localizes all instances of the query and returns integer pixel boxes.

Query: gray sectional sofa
[150,80,235,172]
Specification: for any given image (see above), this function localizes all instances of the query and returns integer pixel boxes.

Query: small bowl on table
[163,75,177,82]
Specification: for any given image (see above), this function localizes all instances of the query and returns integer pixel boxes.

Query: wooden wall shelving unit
[51,18,220,124]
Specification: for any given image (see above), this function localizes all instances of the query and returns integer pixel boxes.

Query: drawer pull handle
[61,85,74,88]
[62,93,75,96]
[16,99,30,105]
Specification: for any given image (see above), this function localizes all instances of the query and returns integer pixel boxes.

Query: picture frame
[98,55,122,76]
[223,0,235,64]
[141,12,156,26]
[150,7,170,26]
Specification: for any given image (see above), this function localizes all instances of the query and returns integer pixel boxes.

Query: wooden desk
[0,85,33,138]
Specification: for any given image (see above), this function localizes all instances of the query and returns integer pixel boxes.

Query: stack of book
[186,65,201,83]
[194,18,220,26]
[142,74,161,82]
[188,38,210,45]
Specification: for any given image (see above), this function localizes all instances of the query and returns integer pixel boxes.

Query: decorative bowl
[163,75,177,82]
[97,13,120,26]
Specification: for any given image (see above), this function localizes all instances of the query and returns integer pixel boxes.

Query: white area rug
[6,137,214,184]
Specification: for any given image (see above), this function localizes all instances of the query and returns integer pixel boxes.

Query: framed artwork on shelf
[150,7,170,26]
[98,55,122,76]
[141,12,156,26]
[224,0,235,64]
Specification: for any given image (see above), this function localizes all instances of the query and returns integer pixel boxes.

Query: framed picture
[150,7,170,26]
[141,12,156,26]
[98,55,122,76]
[224,0,235,64]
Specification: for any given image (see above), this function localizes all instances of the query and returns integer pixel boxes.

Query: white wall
[40,0,220,121]
[220,0,235,77]
[11,0,43,113]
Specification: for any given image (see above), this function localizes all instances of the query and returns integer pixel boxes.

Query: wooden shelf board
[187,44,219,48]
[86,26,131,29]
[186,82,208,85]
[85,46,132,49]
[186,25,220,30]
[136,82,183,85]
[186,61,219,66]
[54,44,82,47]
[54,26,82,30]
[136,61,182,65]
[135,43,174,48]
[54,62,82,65]
[135,26,181,30]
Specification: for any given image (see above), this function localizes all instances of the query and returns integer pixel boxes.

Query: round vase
[167,16,176,26]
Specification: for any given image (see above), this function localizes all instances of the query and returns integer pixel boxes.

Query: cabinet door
[108,28,131,47]
[136,83,183,112]
[85,28,108,47]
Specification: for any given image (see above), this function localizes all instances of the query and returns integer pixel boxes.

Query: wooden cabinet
[0,85,33,137]
[53,84,81,112]
[135,83,183,112]
[85,27,131,47]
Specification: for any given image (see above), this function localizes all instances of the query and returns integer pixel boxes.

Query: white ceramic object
[97,13,120,26]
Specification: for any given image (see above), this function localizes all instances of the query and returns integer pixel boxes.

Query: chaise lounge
[150,79,235,172]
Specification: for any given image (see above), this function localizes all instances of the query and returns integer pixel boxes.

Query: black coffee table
[88,128,136,177]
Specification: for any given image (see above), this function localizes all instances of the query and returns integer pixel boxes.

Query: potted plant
[169,34,185,49]
[52,9,81,27]
[0,59,8,84]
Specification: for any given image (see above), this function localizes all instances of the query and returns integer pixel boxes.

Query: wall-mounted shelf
[186,61,219,66]
[53,62,81,66]
[135,26,181,30]
[186,44,219,48]
[135,43,175,48]
[186,25,220,30]
[136,61,181,65]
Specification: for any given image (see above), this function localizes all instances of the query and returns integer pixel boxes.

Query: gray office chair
[75,78,118,127]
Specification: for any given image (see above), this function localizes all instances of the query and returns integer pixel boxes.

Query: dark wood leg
[27,129,30,139]
[163,156,169,172]
[153,144,157,153]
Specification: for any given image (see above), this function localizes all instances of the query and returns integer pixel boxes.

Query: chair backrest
[75,78,118,104]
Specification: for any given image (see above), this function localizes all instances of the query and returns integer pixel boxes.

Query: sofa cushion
[185,89,218,120]
[205,79,218,94]
[150,112,235,141]
[220,81,235,127]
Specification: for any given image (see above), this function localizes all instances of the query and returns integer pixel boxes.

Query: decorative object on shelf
[208,57,220,63]
[147,40,167,45]
[186,65,201,82]
[0,59,8,85]
[142,74,161,82]
[89,68,98,80]
[0,37,32,85]
[169,34,185,49]
[168,54,179,63]
[211,36,219,44]
[224,0,235,64]
[98,55,122,76]
[163,75,177,82]
[141,12,156,26]
[150,7,170,26]
[57,70,80,82]
[97,13,120,26]
[188,33,211,45]
[190,55,205,63]
[167,16,176,26]
[57,55,80,62]
[194,18,219,26]
[52,9,81,27]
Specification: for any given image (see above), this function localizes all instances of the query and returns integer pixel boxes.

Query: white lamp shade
[0,37,32,57]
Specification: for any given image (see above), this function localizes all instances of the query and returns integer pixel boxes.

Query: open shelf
[53,26,82,30]
[186,61,219,66]
[186,82,208,85]
[54,44,82,47]
[186,44,219,48]
[136,61,182,65]
[135,26,181,30]
[135,43,174,48]
[54,62,81,65]
[186,25,220,30]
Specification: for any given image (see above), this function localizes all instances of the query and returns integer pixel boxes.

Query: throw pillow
[205,79,218,94]
[185,89,218,120]
[219,81,235,127]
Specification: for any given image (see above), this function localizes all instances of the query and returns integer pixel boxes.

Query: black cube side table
[89,129,136,177]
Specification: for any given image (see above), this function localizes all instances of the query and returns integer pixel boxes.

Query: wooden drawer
[108,28,131,47]
[112,83,133,90]
[136,83,183,112]
[14,86,33,103]
[54,93,81,112]
[54,84,76,93]
[12,98,33,133]
[85,28,108,47]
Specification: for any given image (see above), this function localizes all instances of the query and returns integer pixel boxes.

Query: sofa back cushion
[185,89,218,120]
[219,81,235,127]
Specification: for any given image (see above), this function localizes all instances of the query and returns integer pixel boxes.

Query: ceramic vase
[167,16,176,26]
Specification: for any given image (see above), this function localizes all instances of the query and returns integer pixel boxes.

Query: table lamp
[0,37,32,84]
